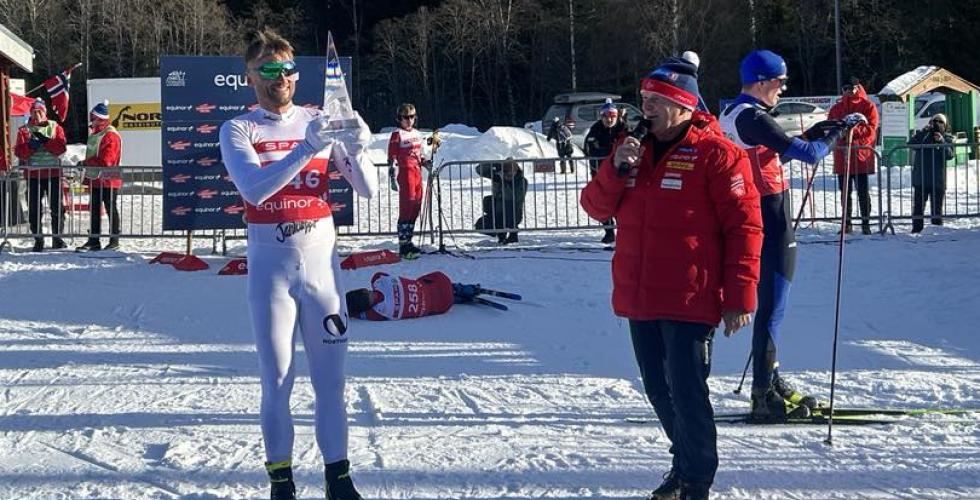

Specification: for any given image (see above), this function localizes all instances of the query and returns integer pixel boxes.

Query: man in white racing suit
[218,29,376,500]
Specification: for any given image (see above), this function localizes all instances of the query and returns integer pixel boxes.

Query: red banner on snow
[149,252,209,271]
[218,258,248,275]
[340,249,401,270]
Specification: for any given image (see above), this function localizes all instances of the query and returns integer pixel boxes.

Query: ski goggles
[253,60,298,80]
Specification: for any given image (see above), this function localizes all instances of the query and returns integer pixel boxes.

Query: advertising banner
[160,56,354,231]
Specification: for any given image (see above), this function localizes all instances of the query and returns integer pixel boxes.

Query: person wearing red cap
[14,98,68,252]
[584,98,625,244]
[582,57,762,500]
[76,100,123,252]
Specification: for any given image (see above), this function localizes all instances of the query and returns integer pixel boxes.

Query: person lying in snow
[346,271,520,320]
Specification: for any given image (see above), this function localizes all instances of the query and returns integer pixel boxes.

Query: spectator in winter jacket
[581,56,762,500]
[909,113,955,233]
[828,77,879,235]
[546,116,574,174]
[584,99,624,244]
[475,158,527,244]
[14,98,67,252]
[76,100,123,252]
[387,102,425,259]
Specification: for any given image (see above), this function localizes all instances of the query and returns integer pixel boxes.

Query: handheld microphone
[617,119,650,177]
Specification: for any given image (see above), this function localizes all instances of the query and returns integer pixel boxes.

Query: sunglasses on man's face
[400,115,416,120]
[253,60,298,80]
[842,85,855,93]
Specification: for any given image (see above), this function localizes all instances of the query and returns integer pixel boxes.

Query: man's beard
[265,85,293,107]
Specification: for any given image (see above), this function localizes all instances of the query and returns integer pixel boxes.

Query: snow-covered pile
[366,125,582,168]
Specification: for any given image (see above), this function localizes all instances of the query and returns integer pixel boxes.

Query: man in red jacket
[829,77,879,235]
[581,57,762,500]
[76,101,123,252]
[14,98,68,252]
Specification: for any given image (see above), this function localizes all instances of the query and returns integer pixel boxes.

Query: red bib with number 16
[244,139,333,223]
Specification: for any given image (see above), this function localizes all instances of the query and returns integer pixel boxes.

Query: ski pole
[733,353,753,395]
[793,162,820,231]
[825,127,856,446]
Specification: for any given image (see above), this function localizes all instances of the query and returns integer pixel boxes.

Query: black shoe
[51,238,67,250]
[76,239,102,253]
[861,223,872,235]
[647,468,681,499]
[679,482,710,500]
[750,388,787,423]
[497,233,508,244]
[601,229,616,244]
[104,239,120,251]
[505,232,519,244]
[399,243,421,260]
[31,238,44,252]
[773,375,817,409]
[266,461,297,500]
[325,459,362,500]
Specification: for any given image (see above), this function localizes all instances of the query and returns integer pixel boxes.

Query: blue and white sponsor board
[160,56,354,231]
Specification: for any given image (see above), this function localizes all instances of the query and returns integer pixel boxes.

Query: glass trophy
[323,31,359,132]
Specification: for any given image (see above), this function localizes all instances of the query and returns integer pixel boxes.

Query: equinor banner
[160,55,354,231]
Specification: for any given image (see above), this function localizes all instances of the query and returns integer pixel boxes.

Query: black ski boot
[504,232,519,244]
[647,468,681,499]
[76,239,101,252]
[324,459,362,500]
[679,482,710,500]
[31,238,44,252]
[773,375,818,410]
[601,228,616,244]
[750,387,787,423]
[266,460,297,500]
[51,237,67,250]
[861,221,873,235]
[397,221,421,259]
[497,233,508,244]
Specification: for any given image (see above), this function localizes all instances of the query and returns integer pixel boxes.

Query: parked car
[543,92,642,149]
[770,101,828,134]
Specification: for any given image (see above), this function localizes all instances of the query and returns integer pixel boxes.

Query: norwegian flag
[42,63,80,122]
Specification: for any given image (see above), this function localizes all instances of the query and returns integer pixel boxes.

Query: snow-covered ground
[1,223,979,499]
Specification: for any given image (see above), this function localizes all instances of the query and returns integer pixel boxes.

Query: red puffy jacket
[581,113,763,325]
[828,85,879,175]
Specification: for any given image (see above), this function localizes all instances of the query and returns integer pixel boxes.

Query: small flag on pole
[42,63,81,122]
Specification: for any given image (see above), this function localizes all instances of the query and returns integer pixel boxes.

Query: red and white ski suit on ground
[219,105,377,465]
[356,271,455,321]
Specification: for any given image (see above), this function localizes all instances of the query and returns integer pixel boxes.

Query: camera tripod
[419,162,472,259]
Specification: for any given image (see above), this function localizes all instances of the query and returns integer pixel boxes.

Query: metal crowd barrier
[2,142,977,252]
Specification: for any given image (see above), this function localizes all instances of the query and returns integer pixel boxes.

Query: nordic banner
[160,56,355,231]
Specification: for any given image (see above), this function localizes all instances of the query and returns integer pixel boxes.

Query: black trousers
[89,186,120,239]
[837,174,871,225]
[630,319,717,486]
[912,185,944,232]
[27,177,63,237]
